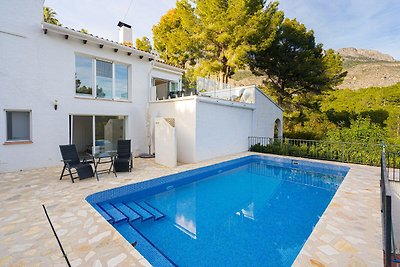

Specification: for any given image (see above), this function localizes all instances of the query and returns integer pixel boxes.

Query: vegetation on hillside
[282,82,400,144]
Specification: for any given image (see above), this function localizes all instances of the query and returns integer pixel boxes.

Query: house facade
[0,0,283,173]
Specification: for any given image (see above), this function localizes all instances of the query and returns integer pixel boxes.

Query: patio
[0,153,382,266]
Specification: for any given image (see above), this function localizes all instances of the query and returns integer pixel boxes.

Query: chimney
[117,21,132,45]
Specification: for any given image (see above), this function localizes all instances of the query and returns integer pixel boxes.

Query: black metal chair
[59,144,96,183]
[114,140,133,172]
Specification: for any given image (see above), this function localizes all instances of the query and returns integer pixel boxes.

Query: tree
[248,18,345,107]
[326,117,386,144]
[153,1,199,68]
[43,6,61,26]
[135,37,152,52]
[153,0,283,83]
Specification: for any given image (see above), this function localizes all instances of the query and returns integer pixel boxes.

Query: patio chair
[59,144,96,183]
[114,140,133,172]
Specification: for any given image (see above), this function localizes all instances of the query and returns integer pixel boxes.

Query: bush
[249,139,382,166]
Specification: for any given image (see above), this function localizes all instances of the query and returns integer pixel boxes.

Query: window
[96,60,113,99]
[6,111,31,141]
[115,64,128,100]
[169,81,178,93]
[75,55,129,100]
[75,55,93,95]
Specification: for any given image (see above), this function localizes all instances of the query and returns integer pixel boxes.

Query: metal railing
[387,151,400,182]
[248,162,342,191]
[381,146,393,267]
[248,137,388,166]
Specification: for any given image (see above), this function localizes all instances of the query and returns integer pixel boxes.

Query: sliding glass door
[95,116,125,154]
[71,115,93,154]
[71,115,126,155]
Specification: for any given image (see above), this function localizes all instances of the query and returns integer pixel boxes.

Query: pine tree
[248,18,345,107]
[153,0,283,83]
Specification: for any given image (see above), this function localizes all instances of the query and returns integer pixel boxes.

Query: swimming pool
[86,155,349,266]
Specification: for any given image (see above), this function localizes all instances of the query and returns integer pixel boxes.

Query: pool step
[113,203,141,222]
[98,203,128,224]
[137,201,165,220]
[94,204,113,223]
[125,201,154,221]
[95,201,166,224]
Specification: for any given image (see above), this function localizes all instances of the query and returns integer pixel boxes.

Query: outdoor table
[89,151,117,179]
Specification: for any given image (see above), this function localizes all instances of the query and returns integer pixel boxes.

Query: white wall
[148,98,197,163]
[152,68,181,84]
[154,118,177,167]
[148,94,282,164]
[0,0,182,172]
[149,97,256,164]
[195,98,254,162]
[252,89,283,138]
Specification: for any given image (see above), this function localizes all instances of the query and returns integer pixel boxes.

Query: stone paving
[292,160,382,267]
[0,152,383,266]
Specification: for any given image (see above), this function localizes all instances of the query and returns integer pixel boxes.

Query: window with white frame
[75,55,93,95]
[75,55,129,100]
[6,111,31,141]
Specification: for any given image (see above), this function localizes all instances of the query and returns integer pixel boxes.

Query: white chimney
[117,21,132,44]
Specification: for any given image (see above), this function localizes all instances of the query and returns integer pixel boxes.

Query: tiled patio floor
[0,153,383,266]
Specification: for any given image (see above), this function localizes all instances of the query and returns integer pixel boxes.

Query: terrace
[0,152,383,266]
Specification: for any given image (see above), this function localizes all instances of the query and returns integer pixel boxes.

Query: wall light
[54,100,58,110]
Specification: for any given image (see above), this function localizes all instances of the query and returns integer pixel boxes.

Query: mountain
[337,47,400,89]
[230,48,400,90]
[337,47,396,62]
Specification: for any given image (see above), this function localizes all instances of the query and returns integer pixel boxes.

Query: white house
[0,0,283,173]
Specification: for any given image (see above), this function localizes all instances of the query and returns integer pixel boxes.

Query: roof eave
[154,61,185,73]
[41,22,156,59]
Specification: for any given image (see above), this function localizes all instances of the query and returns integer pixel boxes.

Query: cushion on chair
[76,164,94,179]
[114,158,130,172]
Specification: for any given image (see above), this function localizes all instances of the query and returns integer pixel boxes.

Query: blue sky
[45,0,400,59]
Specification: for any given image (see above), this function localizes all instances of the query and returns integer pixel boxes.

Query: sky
[45,0,400,59]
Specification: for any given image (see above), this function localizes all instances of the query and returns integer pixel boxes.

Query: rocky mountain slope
[337,47,396,62]
[337,48,400,89]
[230,48,400,90]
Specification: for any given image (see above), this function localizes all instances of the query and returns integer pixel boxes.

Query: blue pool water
[86,155,349,267]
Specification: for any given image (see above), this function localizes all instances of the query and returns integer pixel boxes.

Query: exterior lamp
[54,100,58,110]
